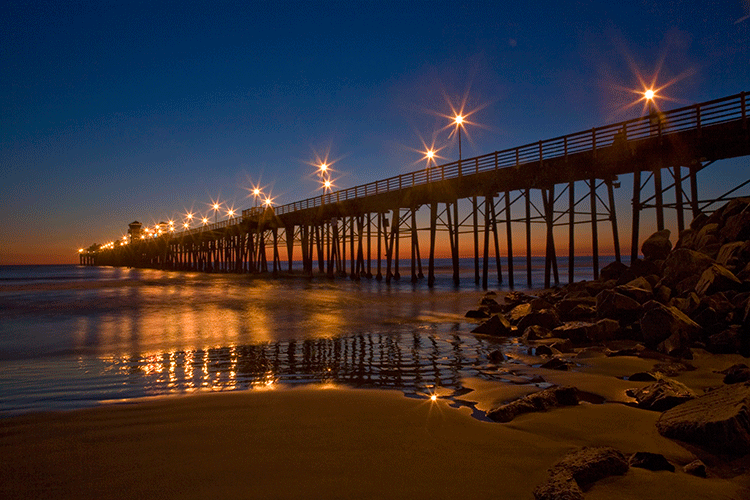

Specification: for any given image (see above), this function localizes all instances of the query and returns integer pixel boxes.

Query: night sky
[2,1,748,264]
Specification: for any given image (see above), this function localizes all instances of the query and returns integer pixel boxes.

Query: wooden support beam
[590,178,599,280]
[631,169,641,265]
[607,179,621,264]
[473,196,480,285]
[482,195,491,289]
[568,181,575,284]
[428,203,437,287]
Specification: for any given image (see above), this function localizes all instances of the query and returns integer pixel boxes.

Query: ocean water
[0,257,613,416]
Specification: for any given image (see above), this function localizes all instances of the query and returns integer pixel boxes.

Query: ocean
[0,256,614,416]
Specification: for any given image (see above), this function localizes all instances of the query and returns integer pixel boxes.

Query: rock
[615,277,654,304]
[628,451,675,472]
[534,446,628,500]
[551,322,596,345]
[707,326,744,355]
[600,261,629,281]
[487,386,579,423]
[640,301,702,357]
[695,264,742,296]
[596,289,641,321]
[641,229,672,261]
[720,211,750,242]
[717,241,746,271]
[555,297,597,321]
[588,318,621,342]
[505,291,537,306]
[540,358,572,370]
[534,345,555,356]
[625,378,697,411]
[522,324,553,341]
[720,363,750,384]
[488,349,506,363]
[508,303,532,323]
[531,297,554,311]
[682,460,707,477]
[533,474,583,500]
[480,297,499,307]
[465,309,490,319]
[662,249,715,288]
[656,381,750,455]
[517,309,561,332]
[654,285,672,303]
[628,372,658,382]
[471,314,512,336]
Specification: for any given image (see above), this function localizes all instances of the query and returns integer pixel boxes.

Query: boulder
[662,249,715,288]
[471,314,512,336]
[488,349,506,363]
[720,211,750,243]
[625,378,697,411]
[521,325,553,342]
[555,297,597,321]
[487,386,579,422]
[517,309,561,332]
[540,358,573,370]
[533,474,583,500]
[505,291,537,306]
[695,264,742,296]
[600,261,629,281]
[589,318,621,342]
[465,309,490,319]
[551,322,596,345]
[683,460,707,477]
[596,289,641,321]
[508,303,532,324]
[627,372,659,382]
[628,451,675,472]
[641,229,672,261]
[720,363,750,384]
[656,381,750,455]
[707,326,744,355]
[615,277,654,304]
[717,241,746,270]
[640,301,702,356]
[534,446,628,500]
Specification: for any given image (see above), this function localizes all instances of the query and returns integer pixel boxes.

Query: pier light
[141,235,146,239]
[78,248,84,253]
[186,212,194,220]
[319,162,328,174]
[263,197,273,207]
[430,394,437,402]
[644,89,655,101]
[202,217,209,225]
[227,209,235,219]
[324,179,332,191]
[454,114,464,126]
[183,222,189,228]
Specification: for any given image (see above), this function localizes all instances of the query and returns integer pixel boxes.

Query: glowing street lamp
[212,201,221,223]
[318,162,328,175]
[263,197,273,208]
[252,187,262,208]
[454,114,464,163]
[226,208,235,221]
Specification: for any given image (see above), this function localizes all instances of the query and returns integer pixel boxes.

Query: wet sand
[2,348,749,499]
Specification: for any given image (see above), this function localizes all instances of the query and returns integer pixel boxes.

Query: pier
[84,91,750,289]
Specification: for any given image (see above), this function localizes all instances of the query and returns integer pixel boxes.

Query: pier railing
[238,91,746,221]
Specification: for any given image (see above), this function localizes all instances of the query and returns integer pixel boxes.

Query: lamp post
[212,202,221,224]
[454,115,464,172]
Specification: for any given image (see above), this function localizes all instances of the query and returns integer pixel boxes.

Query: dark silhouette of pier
[84,91,750,289]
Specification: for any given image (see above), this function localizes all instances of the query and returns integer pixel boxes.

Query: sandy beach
[2,348,749,500]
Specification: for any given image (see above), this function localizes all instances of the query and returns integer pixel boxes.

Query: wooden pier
[84,91,750,289]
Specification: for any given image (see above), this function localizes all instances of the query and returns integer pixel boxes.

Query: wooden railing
[152,91,745,240]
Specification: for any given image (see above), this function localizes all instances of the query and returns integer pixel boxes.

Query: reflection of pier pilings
[88,92,750,289]
[115,332,504,395]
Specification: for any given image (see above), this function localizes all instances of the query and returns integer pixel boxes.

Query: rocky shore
[466,198,750,499]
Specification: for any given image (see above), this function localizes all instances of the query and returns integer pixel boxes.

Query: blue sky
[1,1,748,263]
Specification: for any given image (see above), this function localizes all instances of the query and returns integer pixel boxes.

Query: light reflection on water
[0,266,550,416]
